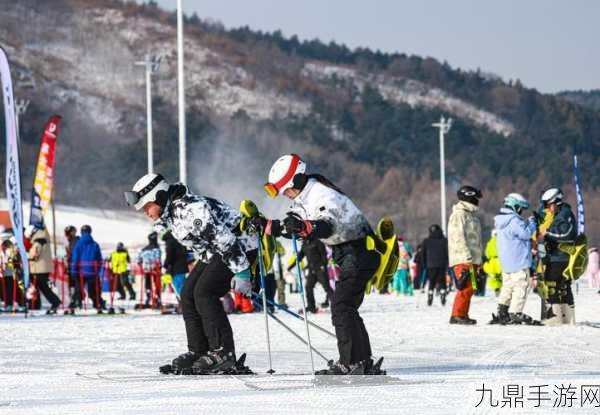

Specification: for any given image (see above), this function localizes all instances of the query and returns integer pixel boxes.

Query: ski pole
[291,234,315,374]
[251,293,336,339]
[256,234,275,374]
[252,298,331,364]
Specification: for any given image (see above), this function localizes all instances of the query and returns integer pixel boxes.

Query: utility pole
[432,116,452,236]
[135,54,161,174]
[177,0,187,184]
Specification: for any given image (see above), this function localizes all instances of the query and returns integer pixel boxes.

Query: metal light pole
[432,116,452,236]
[14,99,30,139]
[177,0,187,184]
[135,54,161,174]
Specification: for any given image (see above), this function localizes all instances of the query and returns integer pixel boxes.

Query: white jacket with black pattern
[156,185,256,274]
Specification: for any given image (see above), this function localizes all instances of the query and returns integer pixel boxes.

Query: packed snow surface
[1,285,600,414]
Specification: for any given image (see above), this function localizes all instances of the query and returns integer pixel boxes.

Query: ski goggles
[123,191,140,207]
[263,182,279,198]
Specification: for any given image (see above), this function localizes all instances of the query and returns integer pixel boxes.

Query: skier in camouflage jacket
[126,174,257,374]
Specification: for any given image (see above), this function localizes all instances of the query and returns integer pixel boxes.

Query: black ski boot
[509,312,543,326]
[320,301,330,309]
[46,305,59,315]
[160,351,204,375]
[315,360,365,375]
[427,291,434,306]
[191,348,236,374]
[450,316,476,325]
[108,307,116,315]
[489,304,510,325]
[440,290,447,306]
[365,357,386,375]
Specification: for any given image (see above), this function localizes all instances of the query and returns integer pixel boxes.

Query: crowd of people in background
[0,185,596,328]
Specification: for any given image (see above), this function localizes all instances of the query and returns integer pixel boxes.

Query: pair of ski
[77,355,442,391]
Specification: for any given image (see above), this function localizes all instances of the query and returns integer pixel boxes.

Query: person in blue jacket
[70,225,105,313]
[492,193,537,325]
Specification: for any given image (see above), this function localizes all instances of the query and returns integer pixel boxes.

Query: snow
[1,284,600,414]
[302,62,516,137]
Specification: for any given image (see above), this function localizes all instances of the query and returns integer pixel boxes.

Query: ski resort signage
[30,115,61,229]
[0,46,30,287]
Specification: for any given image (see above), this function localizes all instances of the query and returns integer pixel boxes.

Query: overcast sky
[147,0,598,93]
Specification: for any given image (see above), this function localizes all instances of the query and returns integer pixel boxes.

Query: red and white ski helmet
[264,154,306,197]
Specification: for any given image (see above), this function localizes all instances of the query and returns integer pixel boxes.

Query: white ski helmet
[503,193,530,213]
[541,187,563,206]
[264,154,306,197]
[125,173,170,210]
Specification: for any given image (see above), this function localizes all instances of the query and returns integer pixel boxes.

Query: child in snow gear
[420,224,448,306]
[392,237,413,296]
[538,188,578,325]
[258,154,381,375]
[109,242,133,314]
[0,239,25,311]
[448,185,483,325]
[490,193,539,325]
[137,232,162,309]
[125,173,257,374]
[111,242,135,301]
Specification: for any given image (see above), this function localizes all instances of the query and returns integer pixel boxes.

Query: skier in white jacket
[255,154,382,375]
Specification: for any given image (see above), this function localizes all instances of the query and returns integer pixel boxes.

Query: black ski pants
[84,276,104,309]
[306,266,332,310]
[427,267,447,293]
[331,239,379,365]
[32,273,61,309]
[119,272,135,299]
[68,273,82,308]
[181,251,256,355]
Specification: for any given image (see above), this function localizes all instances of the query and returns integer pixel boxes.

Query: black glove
[247,215,267,233]
[283,213,309,237]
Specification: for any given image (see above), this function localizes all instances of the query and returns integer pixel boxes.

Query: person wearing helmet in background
[537,187,577,325]
[111,242,135,301]
[420,224,448,306]
[254,154,381,375]
[64,225,82,313]
[125,174,257,374]
[137,232,162,309]
[70,225,105,313]
[491,193,538,325]
[448,185,483,325]
[26,225,61,314]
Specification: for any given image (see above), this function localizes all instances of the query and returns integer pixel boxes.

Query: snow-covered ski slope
[0,199,152,251]
[1,286,600,414]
